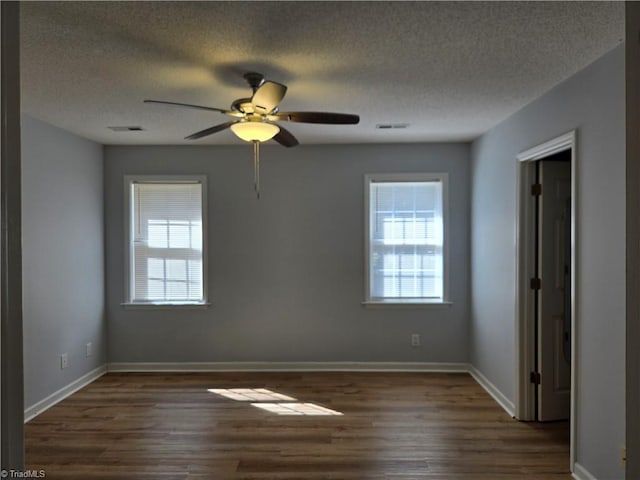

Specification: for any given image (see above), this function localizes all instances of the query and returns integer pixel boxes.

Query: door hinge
[530,277,541,290]
[531,183,542,196]
[530,371,541,385]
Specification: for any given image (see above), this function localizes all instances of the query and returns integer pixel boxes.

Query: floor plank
[25,372,571,479]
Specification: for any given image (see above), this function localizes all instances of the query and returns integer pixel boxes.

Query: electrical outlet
[86,342,93,357]
[411,334,421,347]
[60,353,68,369]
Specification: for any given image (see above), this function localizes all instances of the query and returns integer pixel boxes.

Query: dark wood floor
[25,372,571,479]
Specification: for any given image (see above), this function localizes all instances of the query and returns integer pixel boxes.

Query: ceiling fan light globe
[230,121,280,142]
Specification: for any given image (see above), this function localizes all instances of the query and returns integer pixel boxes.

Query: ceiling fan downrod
[244,72,265,94]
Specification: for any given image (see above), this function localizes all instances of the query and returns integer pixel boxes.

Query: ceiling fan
[144,72,360,197]
[145,72,360,146]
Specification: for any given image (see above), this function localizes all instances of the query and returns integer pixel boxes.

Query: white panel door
[538,159,571,422]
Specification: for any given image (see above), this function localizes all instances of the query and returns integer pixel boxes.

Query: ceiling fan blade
[273,126,299,148]
[185,121,238,140]
[273,111,360,125]
[251,81,287,115]
[144,99,231,114]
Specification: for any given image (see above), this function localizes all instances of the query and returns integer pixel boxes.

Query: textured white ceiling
[20,1,624,145]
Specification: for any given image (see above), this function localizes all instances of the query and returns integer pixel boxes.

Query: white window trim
[122,174,209,308]
[361,300,453,309]
[363,172,450,306]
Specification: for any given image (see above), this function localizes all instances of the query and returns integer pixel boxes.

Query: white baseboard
[469,365,515,417]
[24,365,107,423]
[572,462,598,480]
[107,361,471,373]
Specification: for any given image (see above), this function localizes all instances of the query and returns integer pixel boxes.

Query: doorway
[535,153,571,422]
[515,131,576,470]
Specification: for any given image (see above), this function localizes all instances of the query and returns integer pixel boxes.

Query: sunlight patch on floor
[208,388,296,402]
[208,388,342,415]
[251,402,343,416]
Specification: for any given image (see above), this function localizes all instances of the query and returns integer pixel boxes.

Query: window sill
[121,302,211,310]
[362,300,453,309]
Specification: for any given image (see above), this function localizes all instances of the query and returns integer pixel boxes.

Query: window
[124,176,207,305]
[364,173,448,304]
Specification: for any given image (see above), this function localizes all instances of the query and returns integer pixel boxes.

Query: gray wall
[21,114,106,409]
[470,45,624,478]
[104,143,470,364]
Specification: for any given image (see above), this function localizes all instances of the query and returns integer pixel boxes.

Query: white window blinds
[129,180,204,303]
[368,178,445,301]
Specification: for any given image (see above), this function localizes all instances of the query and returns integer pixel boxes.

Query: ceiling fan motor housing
[231,97,254,114]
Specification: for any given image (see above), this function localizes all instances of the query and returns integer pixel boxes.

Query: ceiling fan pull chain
[253,140,260,199]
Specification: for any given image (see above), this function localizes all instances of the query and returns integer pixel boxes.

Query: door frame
[515,130,577,469]
[626,4,640,478]
[1,0,24,467]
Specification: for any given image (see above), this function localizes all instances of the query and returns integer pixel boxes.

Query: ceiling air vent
[376,123,409,130]
[108,126,145,132]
